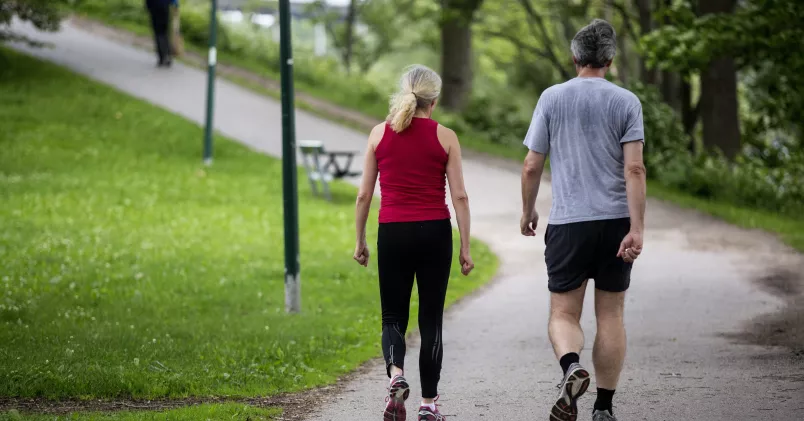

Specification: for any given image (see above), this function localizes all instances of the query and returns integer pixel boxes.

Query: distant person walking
[519,19,647,421]
[354,65,474,421]
[145,0,177,67]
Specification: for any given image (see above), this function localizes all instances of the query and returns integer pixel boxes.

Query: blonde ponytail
[386,65,442,133]
[388,92,418,133]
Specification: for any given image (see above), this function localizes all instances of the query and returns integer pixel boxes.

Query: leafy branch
[513,0,573,79]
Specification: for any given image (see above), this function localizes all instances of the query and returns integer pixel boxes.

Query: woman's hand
[459,247,474,276]
[353,241,370,267]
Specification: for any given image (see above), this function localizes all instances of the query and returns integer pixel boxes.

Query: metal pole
[279,0,301,313]
[202,0,218,166]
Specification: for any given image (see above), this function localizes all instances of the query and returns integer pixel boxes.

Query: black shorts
[544,218,633,293]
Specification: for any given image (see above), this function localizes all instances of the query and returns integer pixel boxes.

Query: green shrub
[179,5,231,50]
[627,83,803,217]
[460,94,532,146]
[433,111,472,136]
[77,0,149,27]
[627,82,688,170]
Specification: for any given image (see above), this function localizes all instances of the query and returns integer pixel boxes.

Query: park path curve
[8,20,804,421]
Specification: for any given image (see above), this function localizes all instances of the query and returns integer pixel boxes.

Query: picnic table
[298,140,362,201]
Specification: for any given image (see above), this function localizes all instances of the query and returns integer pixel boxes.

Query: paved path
[9,21,804,421]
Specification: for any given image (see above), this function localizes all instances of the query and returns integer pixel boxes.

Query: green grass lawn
[1,404,279,421]
[0,49,497,400]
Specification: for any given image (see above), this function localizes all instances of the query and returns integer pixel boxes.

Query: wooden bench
[298,140,361,200]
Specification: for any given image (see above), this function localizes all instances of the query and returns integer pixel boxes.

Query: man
[520,19,647,421]
[145,0,176,67]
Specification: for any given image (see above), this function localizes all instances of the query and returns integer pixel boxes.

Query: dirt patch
[722,268,804,355]
[721,297,804,356]
[755,268,802,297]
[647,196,804,355]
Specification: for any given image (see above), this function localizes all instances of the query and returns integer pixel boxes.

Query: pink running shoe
[417,396,445,421]
[383,375,410,421]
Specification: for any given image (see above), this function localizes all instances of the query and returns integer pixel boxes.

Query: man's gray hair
[570,19,617,68]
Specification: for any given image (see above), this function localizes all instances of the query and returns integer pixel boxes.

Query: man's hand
[617,231,643,263]
[521,151,545,237]
[520,210,539,236]
[459,248,474,276]
[353,241,369,267]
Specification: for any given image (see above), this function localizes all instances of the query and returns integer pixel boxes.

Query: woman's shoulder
[372,122,387,135]
[434,123,459,155]
[436,123,458,144]
[369,122,389,149]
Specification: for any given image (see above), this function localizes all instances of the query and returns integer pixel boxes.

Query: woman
[354,65,474,421]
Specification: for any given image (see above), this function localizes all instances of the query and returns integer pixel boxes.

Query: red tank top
[376,118,451,223]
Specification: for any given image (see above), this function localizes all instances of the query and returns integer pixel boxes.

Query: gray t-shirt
[524,77,644,225]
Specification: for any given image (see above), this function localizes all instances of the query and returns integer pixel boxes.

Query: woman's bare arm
[438,125,473,275]
[353,124,383,266]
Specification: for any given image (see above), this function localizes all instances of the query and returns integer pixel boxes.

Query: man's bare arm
[623,142,646,233]
[521,150,546,236]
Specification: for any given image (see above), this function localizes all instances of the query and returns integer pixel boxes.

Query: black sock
[594,388,615,413]
[559,352,580,375]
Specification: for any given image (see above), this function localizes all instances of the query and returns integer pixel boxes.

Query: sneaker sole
[549,368,591,421]
[383,378,410,421]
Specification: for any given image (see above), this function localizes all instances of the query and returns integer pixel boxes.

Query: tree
[657,0,682,114]
[633,0,657,85]
[306,1,354,70]
[697,0,741,158]
[439,0,484,111]
[597,0,635,84]
[644,0,804,156]
[479,0,579,87]
[0,0,73,44]
[342,0,357,72]
[307,0,438,74]
[630,0,685,116]
[479,0,644,87]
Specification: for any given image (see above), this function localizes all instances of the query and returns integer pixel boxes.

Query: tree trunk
[635,0,658,85]
[342,0,357,73]
[698,0,740,159]
[617,32,630,84]
[661,70,681,113]
[700,58,741,158]
[658,1,681,113]
[598,0,640,84]
[440,0,482,112]
[680,77,697,152]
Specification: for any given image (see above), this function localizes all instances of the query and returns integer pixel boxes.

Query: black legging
[378,219,452,399]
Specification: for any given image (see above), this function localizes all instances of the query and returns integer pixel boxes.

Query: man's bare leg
[549,280,588,359]
[548,281,591,421]
[592,289,626,415]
